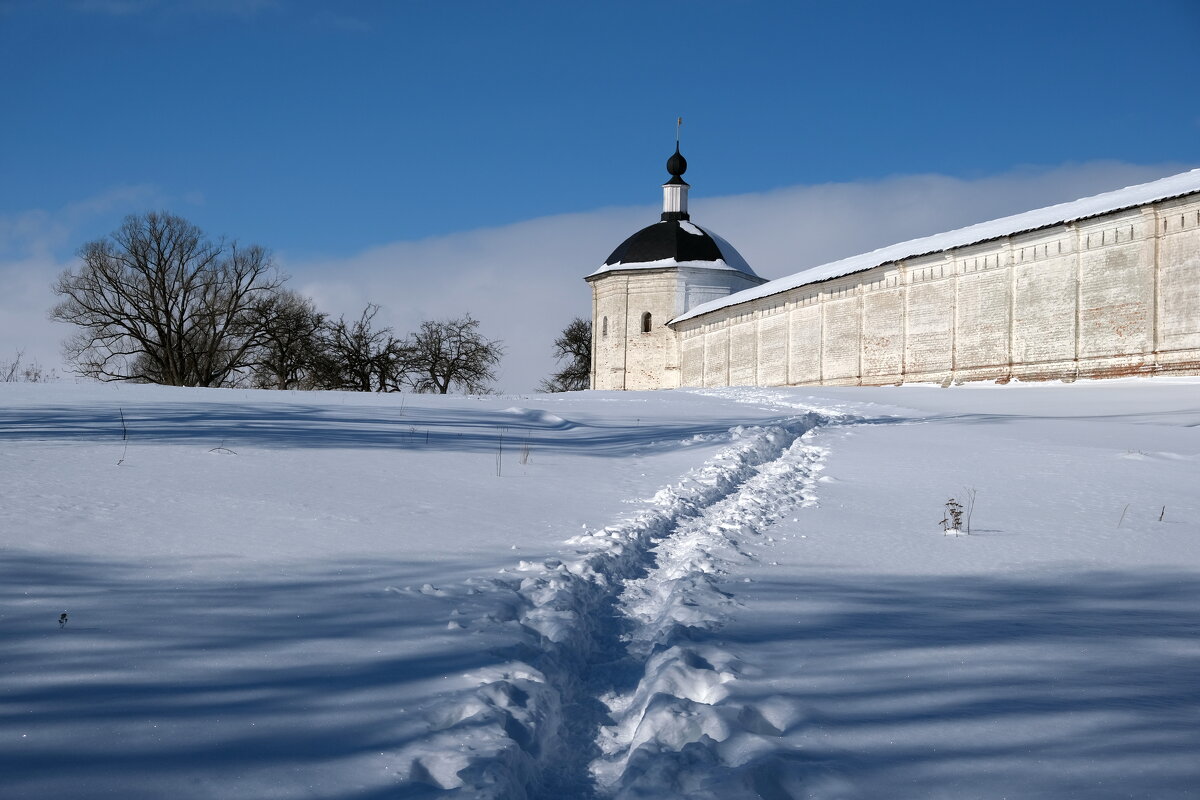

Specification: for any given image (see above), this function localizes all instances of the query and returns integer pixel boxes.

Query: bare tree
[50,212,283,386]
[313,303,406,392]
[539,317,591,392]
[404,315,503,394]
[251,290,326,390]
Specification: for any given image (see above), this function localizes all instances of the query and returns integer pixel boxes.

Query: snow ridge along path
[399,409,835,797]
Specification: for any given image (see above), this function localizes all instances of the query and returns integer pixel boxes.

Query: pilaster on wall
[949,253,958,384]
[1144,206,1161,362]
[1073,223,1083,379]
[817,293,824,384]
[856,277,864,384]
[900,261,909,380]
[622,276,631,388]
[590,284,598,389]
[1006,238,1016,380]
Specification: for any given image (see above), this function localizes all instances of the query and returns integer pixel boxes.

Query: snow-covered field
[2,379,1198,799]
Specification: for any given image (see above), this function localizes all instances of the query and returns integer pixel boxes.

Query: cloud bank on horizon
[1,161,1188,392]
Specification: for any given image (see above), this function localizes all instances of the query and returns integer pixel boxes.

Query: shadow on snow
[677,569,1200,799]
[0,549,508,798]
[5,548,1199,798]
[0,401,772,458]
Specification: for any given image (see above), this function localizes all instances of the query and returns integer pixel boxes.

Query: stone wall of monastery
[674,194,1200,387]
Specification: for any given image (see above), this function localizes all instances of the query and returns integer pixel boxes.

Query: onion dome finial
[667,117,687,180]
[666,143,687,179]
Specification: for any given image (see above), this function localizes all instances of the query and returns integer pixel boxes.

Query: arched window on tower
[601,316,608,337]
[641,312,652,333]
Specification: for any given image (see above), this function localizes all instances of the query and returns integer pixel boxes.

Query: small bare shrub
[1,350,55,383]
[940,498,965,535]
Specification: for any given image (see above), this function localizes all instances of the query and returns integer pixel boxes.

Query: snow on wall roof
[672,168,1200,325]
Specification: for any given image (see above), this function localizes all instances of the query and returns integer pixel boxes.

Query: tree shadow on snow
[694,570,1200,799]
[0,548,524,799]
[0,401,775,458]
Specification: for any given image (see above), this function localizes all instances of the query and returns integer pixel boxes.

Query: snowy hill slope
[2,380,1198,799]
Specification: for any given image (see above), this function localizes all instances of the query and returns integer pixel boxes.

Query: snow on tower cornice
[672,167,1200,324]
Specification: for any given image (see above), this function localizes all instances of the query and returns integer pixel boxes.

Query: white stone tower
[586,142,765,390]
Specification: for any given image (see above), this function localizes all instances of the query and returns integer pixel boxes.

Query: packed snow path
[399,408,836,797]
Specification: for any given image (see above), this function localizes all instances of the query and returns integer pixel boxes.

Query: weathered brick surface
[955,268,1010,370]
[680,327,705,387]
[729,314,757,386]
[1077,212,1153,358]
[704,327,729,387]
[905,258,954,377]
[757,308,788,386]
[1013,257,1075,366]
[822,294,860,381]
[861,285,904,378]
[788,303,821,384]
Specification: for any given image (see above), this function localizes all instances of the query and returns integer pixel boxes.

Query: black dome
[601,220,758,277]
[605,220,719,266]
[666,145,687,178]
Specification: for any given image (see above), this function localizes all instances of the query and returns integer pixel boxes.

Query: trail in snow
[397,404,842,797]
[592,427,830,798]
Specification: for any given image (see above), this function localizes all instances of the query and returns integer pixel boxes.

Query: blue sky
[2,0,1198,389]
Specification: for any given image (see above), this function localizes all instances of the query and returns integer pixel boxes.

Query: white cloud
[0,185,159,378]
[3,162,1188,390]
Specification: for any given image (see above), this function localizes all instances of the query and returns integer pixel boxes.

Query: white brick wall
[671,193,1200,387]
